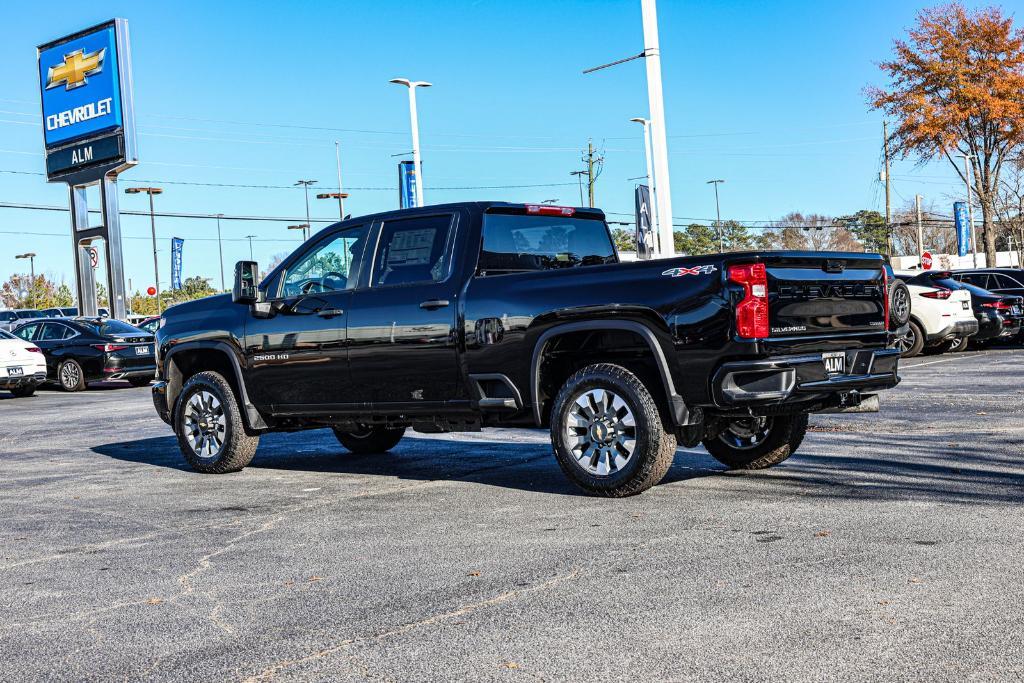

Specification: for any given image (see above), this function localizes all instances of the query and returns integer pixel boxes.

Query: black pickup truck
[152,202,902,496]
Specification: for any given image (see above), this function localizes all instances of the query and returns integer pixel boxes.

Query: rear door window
[957,273,991,288]
[478,214,616,276]
[371,214,456,287]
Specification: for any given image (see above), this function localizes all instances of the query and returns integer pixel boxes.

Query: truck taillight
[526,204,575,216]
[882,268,890,330]
[920,288,952,300]
[728,263,769,339]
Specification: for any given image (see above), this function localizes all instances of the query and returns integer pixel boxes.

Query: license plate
[1013,306,1022,316]
[7,366,23,377]
[822,352,845,375]
[134,346,149,355]
[962,301,970,310]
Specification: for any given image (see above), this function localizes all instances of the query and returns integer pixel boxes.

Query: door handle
[317,308,345,318]
[419,299,450,310]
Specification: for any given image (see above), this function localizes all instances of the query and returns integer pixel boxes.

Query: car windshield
[79,319,147,337]
[16,310,42,319]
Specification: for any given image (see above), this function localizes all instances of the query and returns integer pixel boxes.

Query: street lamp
[317,193,350,221]
[389,78,432,207]
[287,224,310,242]
[15,253,36,308]
[125,186,164,313]
[706,179,725,252]
[295,180,317,241]
[215,214,226,292]
[244,235,256,261]
[630,117,659,255]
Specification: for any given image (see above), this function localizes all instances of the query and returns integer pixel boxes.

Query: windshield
[79,319,148,337]
[16,310,42,319]
[478,214,617,276]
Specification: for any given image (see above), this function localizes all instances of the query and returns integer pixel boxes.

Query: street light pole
[641,0,674,257]
[317,193,350,221]
[125,186,164,313]
[630,117,659,253]
[15,253,35,308]
[244,235,256,261]
[295,180,317,241]
[216,213,226,292]
[390,78,432,207]
[957,153,979,267]
[707,179,725,252]
[336,141,346,217]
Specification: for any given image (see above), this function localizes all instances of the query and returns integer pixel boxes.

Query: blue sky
[0,0,1001,294]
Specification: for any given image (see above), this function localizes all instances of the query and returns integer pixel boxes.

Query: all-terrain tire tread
[174,370,259,474]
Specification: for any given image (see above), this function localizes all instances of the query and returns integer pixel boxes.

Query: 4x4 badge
[662,264,717,277]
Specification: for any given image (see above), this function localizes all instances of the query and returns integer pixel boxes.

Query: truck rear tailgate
[760,253,887,344]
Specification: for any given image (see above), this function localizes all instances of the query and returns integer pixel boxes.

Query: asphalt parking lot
[1,349,1022,682]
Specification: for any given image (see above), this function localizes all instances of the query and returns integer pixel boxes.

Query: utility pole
[915,194,924,268]
[883,121,892,256]
[586,141,595,208]
[244,235,256,261]
[125,187,164,313]
[215,214,226,292]
[295,180,317,241]
[707,179,725,252]
[957,153,979,267]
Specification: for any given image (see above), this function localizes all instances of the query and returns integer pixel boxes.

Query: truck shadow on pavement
[92,428,1024,503]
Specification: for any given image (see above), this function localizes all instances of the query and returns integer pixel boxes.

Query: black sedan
[906,271,1023,350]
[11,317,156,391]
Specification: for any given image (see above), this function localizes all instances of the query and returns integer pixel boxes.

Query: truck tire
[550,363,676,497]
[889,280,911,328]
[58,359,87,392]
[702,413,808,470]
[895,320,925,358]
[173,371,259,473]
[332,425,406,454]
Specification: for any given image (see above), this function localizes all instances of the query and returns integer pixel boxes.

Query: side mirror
[232,261,259,304]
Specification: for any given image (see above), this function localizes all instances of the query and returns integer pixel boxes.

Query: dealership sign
[37,19,137,182]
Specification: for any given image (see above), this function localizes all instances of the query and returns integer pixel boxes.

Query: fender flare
[529,320,692,427]
[164,340,268,430]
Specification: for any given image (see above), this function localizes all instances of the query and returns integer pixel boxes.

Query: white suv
[894,271,978,357]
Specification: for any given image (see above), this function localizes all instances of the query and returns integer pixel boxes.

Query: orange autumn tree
[868,3,1024,264]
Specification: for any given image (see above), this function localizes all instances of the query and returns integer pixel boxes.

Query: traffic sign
[88,247,98,268]
[922,251,933,270]
[146,286,156,296]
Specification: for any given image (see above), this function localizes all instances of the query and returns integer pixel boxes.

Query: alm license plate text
[7,366,24,377]
[822,352,846,375]
[134,346,150,356]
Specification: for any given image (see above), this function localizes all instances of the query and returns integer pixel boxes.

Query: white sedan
[894,271,979,357]
[0,329,47,397]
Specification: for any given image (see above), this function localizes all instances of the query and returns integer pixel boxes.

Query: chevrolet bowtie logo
[46,48,106,91]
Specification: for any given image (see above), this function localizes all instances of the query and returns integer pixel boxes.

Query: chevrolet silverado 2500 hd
[152,202,900,496]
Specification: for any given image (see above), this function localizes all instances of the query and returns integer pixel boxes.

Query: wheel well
[535,328,670,426]
[166,347,240,412]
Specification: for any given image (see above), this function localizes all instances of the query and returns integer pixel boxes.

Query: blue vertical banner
[398,160,417,209]
[170,237,184,290]
[634,185,654,259]
[953,201,970,257]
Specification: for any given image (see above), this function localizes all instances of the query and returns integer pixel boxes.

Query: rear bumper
[975,313,1022,340]
[926,319,978,343]
[711,347,900,408]
[0,370,47,388]
[152,381,171,424]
